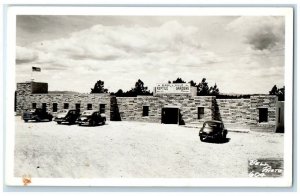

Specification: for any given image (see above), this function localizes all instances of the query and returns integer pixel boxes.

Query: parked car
[199,120,227,142]
[54,109,80,124]
[22,108,53,122]
[76,110,106,126]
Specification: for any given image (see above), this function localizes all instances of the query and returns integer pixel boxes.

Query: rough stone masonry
[16,81,282,132]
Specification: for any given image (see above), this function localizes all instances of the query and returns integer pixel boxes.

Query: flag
[32,67,41,72]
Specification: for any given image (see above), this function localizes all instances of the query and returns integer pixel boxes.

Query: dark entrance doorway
[161,107,179,124]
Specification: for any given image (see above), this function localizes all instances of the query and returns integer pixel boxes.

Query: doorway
[161,107,179,124]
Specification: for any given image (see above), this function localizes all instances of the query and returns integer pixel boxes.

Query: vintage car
[199,120,228,142]
[22,108,53,122]
[76,110,106,126]
[54,109,80,124]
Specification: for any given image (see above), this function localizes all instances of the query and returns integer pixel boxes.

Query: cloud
[227,16,284,51]
[16,46,38,64]
[16,20,212,79]
[15,17,285,94]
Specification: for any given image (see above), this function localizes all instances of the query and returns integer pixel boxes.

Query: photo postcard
[4,6,294,187]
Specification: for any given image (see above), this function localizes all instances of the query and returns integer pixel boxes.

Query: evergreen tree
[91,80,108,93]
[189,80,197,87]
[172,77,186,83]
[198,78,210,95]
[278,86,285,101]
[210,83,220,96]
[269,85,278,95]
[269,85,285,101]
[132,79,150,95]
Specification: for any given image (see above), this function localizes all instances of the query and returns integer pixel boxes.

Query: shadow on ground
[200,138,231,144]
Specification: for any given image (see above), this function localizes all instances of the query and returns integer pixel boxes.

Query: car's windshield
[204,122,221,128]
[59,109,69,114]
[81,111,93,116]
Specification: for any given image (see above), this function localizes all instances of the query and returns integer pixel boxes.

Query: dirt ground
[14,117,284,178]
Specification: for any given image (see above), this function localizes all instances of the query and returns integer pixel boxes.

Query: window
[87,104,92,110]
[53,103,58,112]
[64,103,69,109]
[143,106,149,116]
[76,103,80,111]
[42,103,47,111]
[259,108,268,123]
[198,107,204,119]
[32,103,36,109]
[99,104,105,113]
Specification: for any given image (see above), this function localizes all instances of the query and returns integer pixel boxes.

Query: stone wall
[16,82,111,120]
[215,99,251,128]
[16,81,282,132]
[116,95,215,124]
[115,95,279,131]
[249,95,278,132]
[16,82,33,113]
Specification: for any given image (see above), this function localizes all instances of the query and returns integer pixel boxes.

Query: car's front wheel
[24,120,28,123]
[57,121,61,124]
[90,120,95,126]
[200,135,206,142]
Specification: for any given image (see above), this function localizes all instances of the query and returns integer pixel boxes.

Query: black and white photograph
[4,6,294,187]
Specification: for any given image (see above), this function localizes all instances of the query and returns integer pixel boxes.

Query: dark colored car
[22,108,53,122]
[54,109,80,124]
[76,110,106,126]
[199,120,227,142]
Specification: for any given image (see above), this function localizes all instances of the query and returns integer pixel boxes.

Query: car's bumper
[76,120,90,125]
[54,118,66,122]
[23,117,35,121]
[22,114,35,121]
[199,132,222,140]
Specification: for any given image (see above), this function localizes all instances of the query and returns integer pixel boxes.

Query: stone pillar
[250,95,278,132]
[16,82,32,115]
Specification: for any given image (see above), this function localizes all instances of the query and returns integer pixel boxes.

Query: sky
[16,15,285,94]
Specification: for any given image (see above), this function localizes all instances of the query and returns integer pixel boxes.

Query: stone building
[16,81,111,120]
[16,81,283,132]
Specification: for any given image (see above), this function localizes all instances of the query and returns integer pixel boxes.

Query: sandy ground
[14,116,283,178]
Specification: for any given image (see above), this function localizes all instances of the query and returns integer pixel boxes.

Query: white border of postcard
[5,6,294,187]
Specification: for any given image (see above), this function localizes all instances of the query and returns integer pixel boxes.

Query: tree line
[90,78,285,100]
[269,85,285,101]
[91,77,220,97]
[91,79,152,97]
[169,77,220,96]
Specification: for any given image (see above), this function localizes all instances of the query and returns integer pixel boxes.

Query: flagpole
[31,68,33,81]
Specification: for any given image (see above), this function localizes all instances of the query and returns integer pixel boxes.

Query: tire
[223,130,227,140]
[90,120,95,126]
[57,122,62,124]
[218,135,223,143]
[24,120,28,123]
[49,117,52,122]
[200,135,205,142]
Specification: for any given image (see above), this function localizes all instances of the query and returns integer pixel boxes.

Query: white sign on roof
[155,83,191,94]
